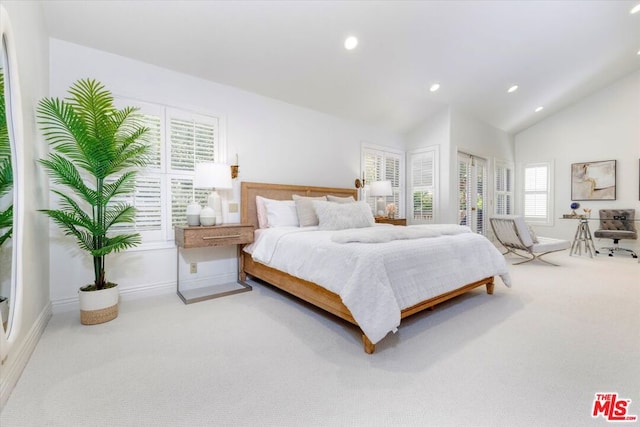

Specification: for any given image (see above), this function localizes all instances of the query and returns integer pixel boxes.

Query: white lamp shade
[193,163,232,189]
[369,180,393,196]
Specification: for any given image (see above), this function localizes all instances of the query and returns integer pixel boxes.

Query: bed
[240,181,511,354]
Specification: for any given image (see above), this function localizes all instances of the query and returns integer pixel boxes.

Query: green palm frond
[91,233,141,257]
[38,78,150,289]
[104,204,136,229]
[0,68,12,249]
[0,205,12,229]
[39,154,96,205]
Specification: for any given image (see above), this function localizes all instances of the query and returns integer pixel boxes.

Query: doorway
[458,152,487,234]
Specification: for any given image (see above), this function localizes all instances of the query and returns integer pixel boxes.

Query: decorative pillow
[292,195,327,227]
[313,200,375,230]
[527,224,539,243]
[255,196,274,229]
[326,195,356,204]
[264,199,299,228]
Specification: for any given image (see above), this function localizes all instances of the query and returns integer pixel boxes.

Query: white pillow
[264,199,299,228]
[313,200,375,230]
[326,195,356,204]
[292,195,327,227]
[255,195,273,229]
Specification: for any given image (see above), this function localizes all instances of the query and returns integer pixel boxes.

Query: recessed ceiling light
[429,83,440,92]
[535,106,544,113]
[507,85,519,93]
[630,3,640,14]
[344,36,358,50]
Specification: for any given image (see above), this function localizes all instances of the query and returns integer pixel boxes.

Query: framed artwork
[571,160,616,201]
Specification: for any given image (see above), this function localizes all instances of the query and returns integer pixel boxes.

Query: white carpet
[1,251,638,426]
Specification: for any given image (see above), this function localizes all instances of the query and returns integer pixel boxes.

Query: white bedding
[245,225,511,345]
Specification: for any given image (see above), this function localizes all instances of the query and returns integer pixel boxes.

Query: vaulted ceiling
[40,0,640,135]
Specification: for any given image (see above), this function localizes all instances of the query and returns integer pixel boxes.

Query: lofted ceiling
[39,0,640,135]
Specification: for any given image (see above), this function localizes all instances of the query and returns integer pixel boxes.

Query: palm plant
[37,79,151,291]
[0,69,13,248]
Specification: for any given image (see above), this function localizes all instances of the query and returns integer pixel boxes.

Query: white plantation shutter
[409,148,437,222]
[168,115,217,171]
[523,162,552,224]
[362,146,404,217]
[458,152,487,234]
[458,156,470,226]
[114,99,223,244]
[494,161,514,216]
[494,162,514,219]
[167,109,219,233]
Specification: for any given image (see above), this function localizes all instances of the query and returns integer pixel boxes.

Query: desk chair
[594,209,638,258]
[490,215,571,266]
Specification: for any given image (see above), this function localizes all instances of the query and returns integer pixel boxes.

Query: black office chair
[594,209,638,258]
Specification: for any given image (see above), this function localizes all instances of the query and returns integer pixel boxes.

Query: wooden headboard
[240,181,358,229]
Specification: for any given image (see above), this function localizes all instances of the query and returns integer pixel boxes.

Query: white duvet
[245,224,511,344]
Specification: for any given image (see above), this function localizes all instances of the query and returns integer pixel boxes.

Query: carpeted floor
[1,251,639,426]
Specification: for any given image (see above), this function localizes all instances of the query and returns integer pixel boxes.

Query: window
[408,147,438,222]
[494,160,514,216]
[112,99,225,244]
[362,145,404,217]
[523,162,552,224]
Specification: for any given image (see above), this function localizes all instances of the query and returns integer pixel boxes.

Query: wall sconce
[230,153,239,179]
[355,172,365,189]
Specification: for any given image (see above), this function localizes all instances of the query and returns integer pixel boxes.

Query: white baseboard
[0,302,52,409]
[50,272,238,314]
[51,280,176,314]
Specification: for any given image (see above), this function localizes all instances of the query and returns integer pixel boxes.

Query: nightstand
[174,224,254,304]
[375,217,407,226]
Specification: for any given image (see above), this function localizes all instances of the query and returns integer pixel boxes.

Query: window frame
[522,161,554,226]
[407,146,439,223]
[361,143,405,218]
[494,159,514,216]
[113,97,226,246]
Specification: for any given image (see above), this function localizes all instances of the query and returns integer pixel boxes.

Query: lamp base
[208,191,223,225]
[376,197,386,217]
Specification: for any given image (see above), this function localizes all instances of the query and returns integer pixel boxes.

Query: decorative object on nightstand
[186,202,202,226]
[199,206,216,226]
[386,203,397,219]
[369,180,392,216]
[174,224,254,304]
[194,162,233,225]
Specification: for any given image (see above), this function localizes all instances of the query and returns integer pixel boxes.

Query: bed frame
[240,181,495,354]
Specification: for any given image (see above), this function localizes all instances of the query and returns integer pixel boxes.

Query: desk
[562,216,639,260]
[174,224,254,304]
[567,217,596,257]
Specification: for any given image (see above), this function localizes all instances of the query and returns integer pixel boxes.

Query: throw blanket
[332,224,471,244]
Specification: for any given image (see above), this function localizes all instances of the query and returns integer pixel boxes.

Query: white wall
[0,0,51,406]
[48,39,404,306]
[515,70,640,249]
[405,108,451,223]
[405,107,515,224]
[450,109,515,225]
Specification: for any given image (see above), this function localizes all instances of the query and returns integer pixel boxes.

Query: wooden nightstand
[174,224,254,304]
[375,217,407,226]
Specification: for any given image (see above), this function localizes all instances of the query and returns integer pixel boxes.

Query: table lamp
[194,162,233,225]
[369,180,393,216]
